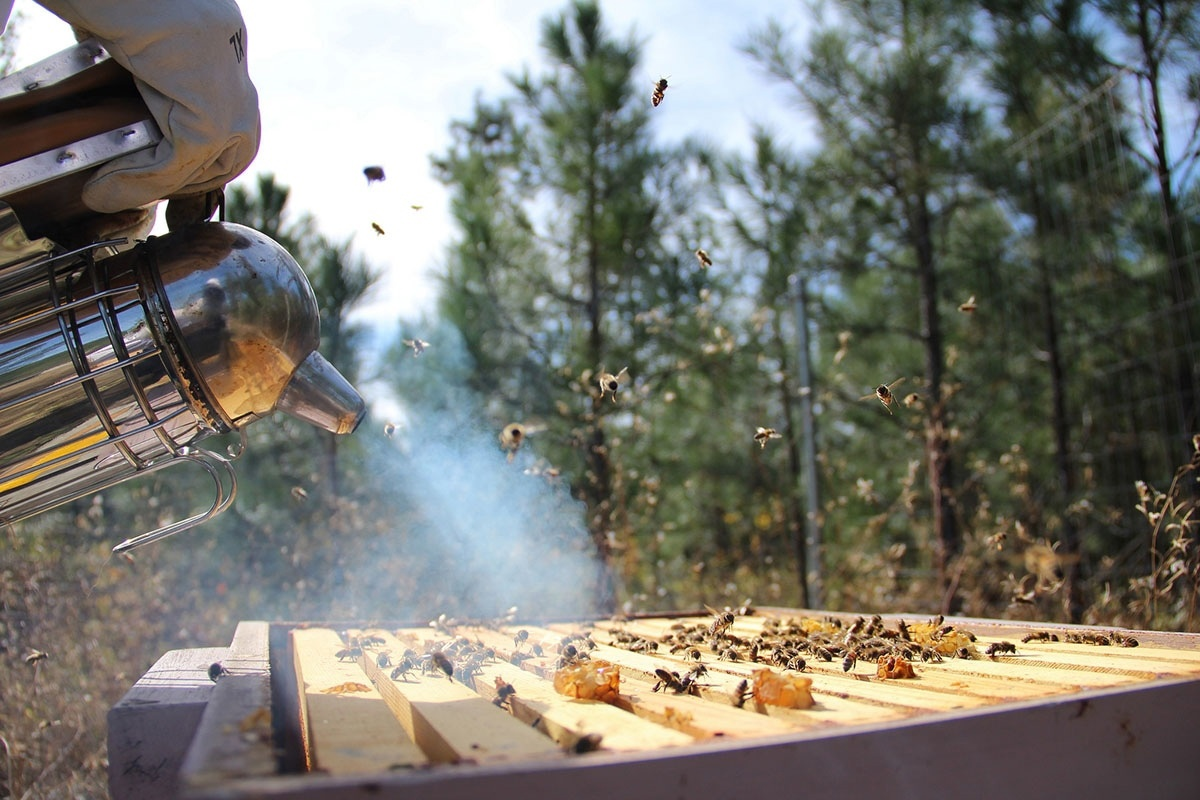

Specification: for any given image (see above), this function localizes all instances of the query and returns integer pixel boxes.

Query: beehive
[108,610,1200,799]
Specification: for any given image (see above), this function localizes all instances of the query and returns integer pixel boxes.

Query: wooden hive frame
[108,610,1200,799]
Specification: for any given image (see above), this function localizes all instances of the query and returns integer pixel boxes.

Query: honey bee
[754,427,782,449]
[402,338,429,357]
[652,668,683,693]
[376,652,393,668]
[290,486,308,502]
[335,647,361,662]
[694,248,712,268]
[596,367,628,402]
[371,222,386,236]
[985,641,1017,657]
[363,165,386,184]
[208,662,231,682]
[651,77,669,107]
[706,607,736,637]
[731,678,752,708]
[499,422,526,461]
[833,330,852,365]
[842,649,858,672]
[1021,631,1059,643]
[493,677,517,708]
[861,378,906,415]
[572,733,604,753]
[383,421,398,438]
[430,650,454,680]
[513,629,530,649]
[411,204,424,211]
[958,295,977,314]
[902,392,923,409]
[391,658,415,681]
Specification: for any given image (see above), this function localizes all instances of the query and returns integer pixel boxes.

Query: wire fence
[1006,73,1199,528]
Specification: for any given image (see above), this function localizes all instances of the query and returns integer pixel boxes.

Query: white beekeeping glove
[34,0,260,215]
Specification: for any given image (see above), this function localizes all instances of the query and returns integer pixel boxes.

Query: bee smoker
[0,42,365,551]
[0,205,366,551]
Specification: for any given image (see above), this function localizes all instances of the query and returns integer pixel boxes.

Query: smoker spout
[276,351,365,435]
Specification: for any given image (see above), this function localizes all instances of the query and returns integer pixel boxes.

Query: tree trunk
[772,309,810,608]
[912,190,959,612]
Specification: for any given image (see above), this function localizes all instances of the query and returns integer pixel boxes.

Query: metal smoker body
[0,207,365,551]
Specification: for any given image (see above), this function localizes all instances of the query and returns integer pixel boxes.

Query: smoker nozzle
[276,351,366,435]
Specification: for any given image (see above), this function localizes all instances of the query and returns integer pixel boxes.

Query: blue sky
[8,0,814,328]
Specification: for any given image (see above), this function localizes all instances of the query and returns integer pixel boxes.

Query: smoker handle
[111,449,238,554]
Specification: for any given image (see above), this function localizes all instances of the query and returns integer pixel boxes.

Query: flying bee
[694,248,712,269]
[383,421,399,438]
[499,422,527,461]
[985,641,1017,657]
[402,338,430,357]
[861,377,906,415]
[363,165,386,184]
[208,662,231,682]
[430,650,454,680]
[958,295,978,314]
[902,392,923,410]
[493,677,517,708]
[371,222,386,236]
[596,367,628,402]
[411,204,424,211]
[754,427,782,449]
[651,77,669,107]
[290,486,308,502]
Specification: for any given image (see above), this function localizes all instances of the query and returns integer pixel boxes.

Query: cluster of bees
[335,626,600,692]
[1023,629,1139,647]
[606,611,985,679]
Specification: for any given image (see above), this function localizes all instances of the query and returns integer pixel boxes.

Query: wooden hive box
[109,610,1200,800]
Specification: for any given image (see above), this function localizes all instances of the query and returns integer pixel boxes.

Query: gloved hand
[34,0,260,215]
